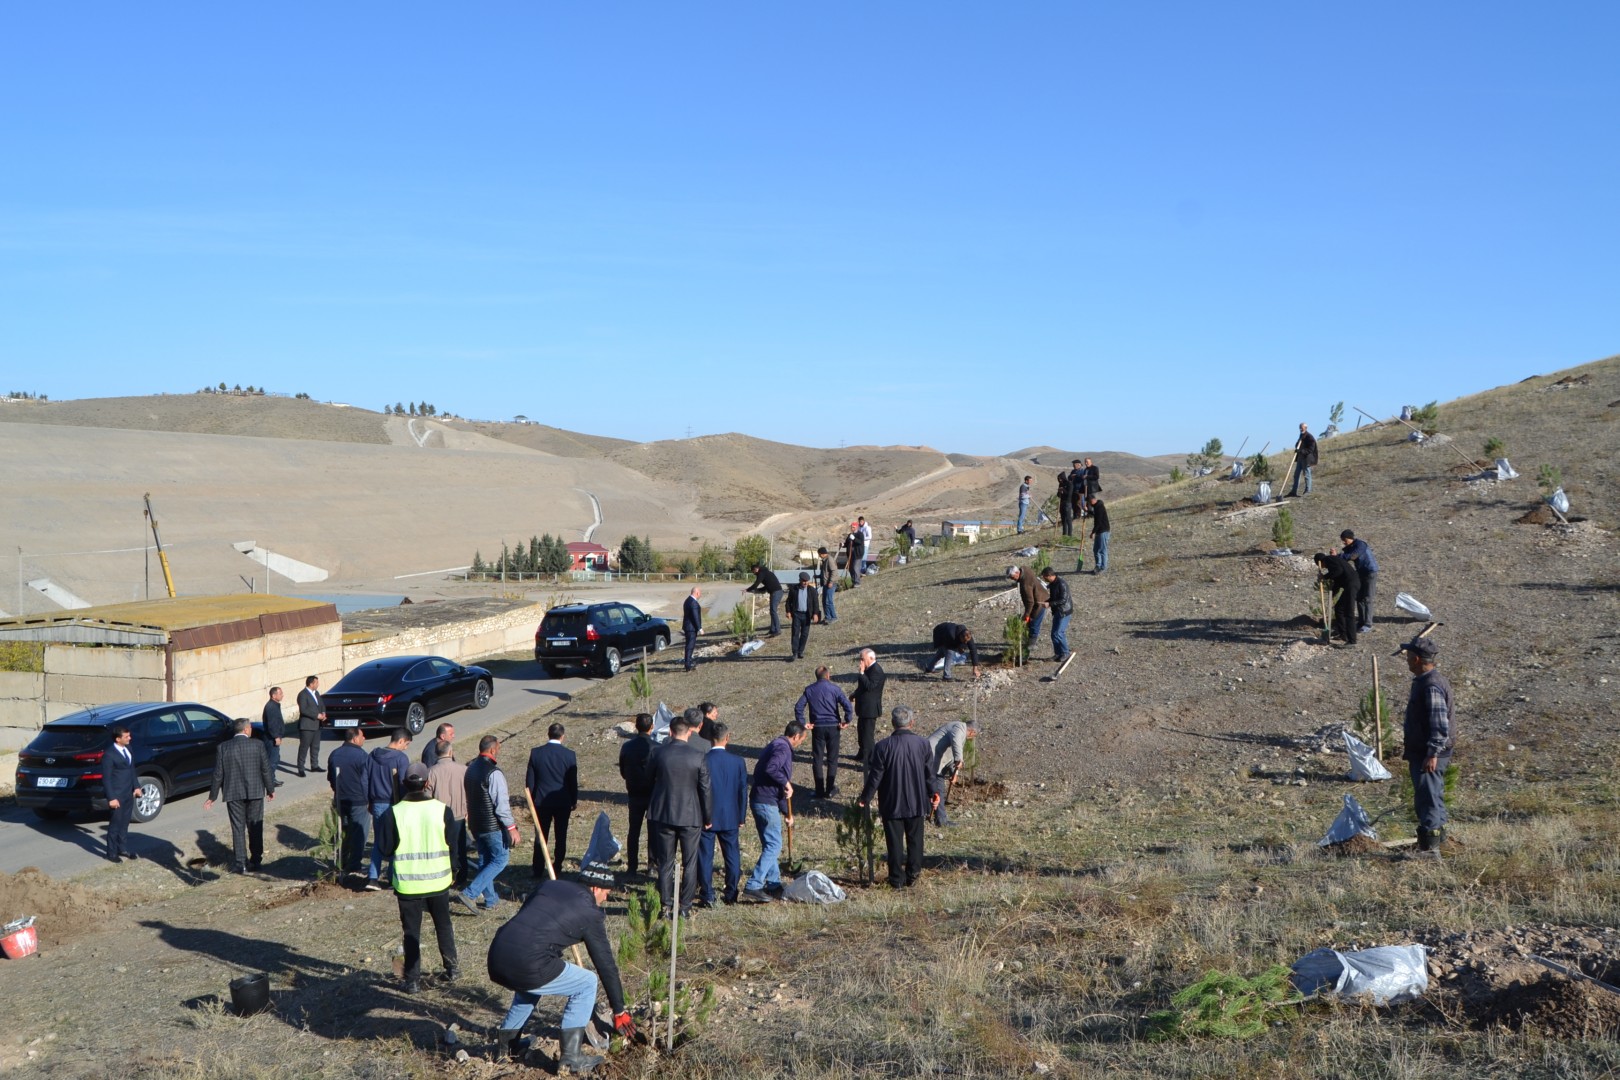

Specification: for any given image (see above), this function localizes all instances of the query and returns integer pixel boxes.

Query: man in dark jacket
[852,648,886,766]
[526,723,578,877]
[746,563,784,636]
[327,727,371,877]
[681,586,702,672]
[895,520,917,549]
[460,735,519,915]
[102,723,139,861]
[295,674,325,775]
[1083,458,1101,503]
[743,721,806,902]
[785,570,821,661]
[259,686,286,785]
[486,865,636,1070]
[648,715,712,917]
[204,717,276,874]
[1314,552,1360,646]
[1068,459,1088,520]
[816,547,838,623]
[859,706,939,888]
[365,729,412,889]
[618,713,657,877]
[929,622,979,681]
[1057,469,1074,536]
[1288,422,1319,497]
[795,665,853,798]
[1398,636,1455,855]
[1008,565,1049,643]
[421,722,454,766]
[697,723,750,907]
[1088,496,1111,574]
[1040,567,1074,661]
[1340,530,1379,633]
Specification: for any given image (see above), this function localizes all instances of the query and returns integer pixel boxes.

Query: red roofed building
[566,542,610,571]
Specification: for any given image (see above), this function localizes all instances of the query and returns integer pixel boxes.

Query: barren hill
[0,393,393,444]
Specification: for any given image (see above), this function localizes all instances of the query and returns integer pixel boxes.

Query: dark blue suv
[15,701,236,822]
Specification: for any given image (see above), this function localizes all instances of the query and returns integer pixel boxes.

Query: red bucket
[1,918,38,959]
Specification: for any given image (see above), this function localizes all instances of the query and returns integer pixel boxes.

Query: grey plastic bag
[1549,487,1571,515]
[781,870,847,904]
[1394,592,1432,620]
[579,811,621,870]
[1318,794,1378,846]
[1291,945,1429,1004]
[1343,731,1392,782]
[651,702,675,742]
[1494,458,1518,479]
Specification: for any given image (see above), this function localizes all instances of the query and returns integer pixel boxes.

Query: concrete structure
[340,597,543,666]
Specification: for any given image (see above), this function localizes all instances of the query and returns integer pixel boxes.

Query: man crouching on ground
[486,862,636,1071]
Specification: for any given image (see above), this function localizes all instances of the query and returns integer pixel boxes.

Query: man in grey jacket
[925,721,976,827]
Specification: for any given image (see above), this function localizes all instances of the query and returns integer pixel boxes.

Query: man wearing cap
[1399,637,1455,855]
[816,546,838,623]
[746,562,785,636]
[1288,422,1318,497]
[1340,530,1379,634]
[1313,552,1360,646]
[795,665,853,798]
[487,862,636,1070]
[784,571,821,661]
[375,762,460,992]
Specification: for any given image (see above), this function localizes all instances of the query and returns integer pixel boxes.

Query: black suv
[14,701,236,822]
[534,602,670,677]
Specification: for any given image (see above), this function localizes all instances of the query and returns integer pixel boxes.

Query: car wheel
[132,776,166,823]
[600,647,621,678]
[542,663,565,679]
[472,679,492,709]
[32,807,68,821]
[405,702,427,736]
[652,633,669,653]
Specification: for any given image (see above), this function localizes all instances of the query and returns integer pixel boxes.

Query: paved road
[0,660,587,881]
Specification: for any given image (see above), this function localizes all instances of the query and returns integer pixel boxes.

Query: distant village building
[567,542,610,571]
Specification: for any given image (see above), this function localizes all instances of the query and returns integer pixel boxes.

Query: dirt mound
[1323,834,1382,856]
[1474,973,1620,1036]
[0,868,125,947]
[1516,504,1561,525]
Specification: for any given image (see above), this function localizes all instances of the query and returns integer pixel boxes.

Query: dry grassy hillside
[449,419,635,458]
[0,394,392,444]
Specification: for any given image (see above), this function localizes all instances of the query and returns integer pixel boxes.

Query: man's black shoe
[742,887,772,903]
[273,780,284,788]
[764,882,785,895]
[297,770,306,778]
[310,766,324,773]
[401,978,420,994]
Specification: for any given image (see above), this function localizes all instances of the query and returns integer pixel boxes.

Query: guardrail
[460,570,750,584]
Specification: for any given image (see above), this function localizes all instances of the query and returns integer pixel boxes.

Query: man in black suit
[648,714,712,917]
[859,706,939,888]
[295,674,325,774]
[260,686,286,786]
[205,716,276,873]
[746,562,784,637]
[784,571,821,661]
[618,713,658,877]
[526,723,578,877]
[682,587,703,672]
[103,723,139,861]
[852,648,886,766]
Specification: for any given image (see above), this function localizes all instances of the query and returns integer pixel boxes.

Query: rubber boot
[1416,827,1433,852]
[494,1029,531,1062]
[559,1027,603,1074]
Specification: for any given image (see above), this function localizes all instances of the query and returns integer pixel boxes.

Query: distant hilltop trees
[387,402,439,416]
[5,390,48,400]
[199,383,268,395]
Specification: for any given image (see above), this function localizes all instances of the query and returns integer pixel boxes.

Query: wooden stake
[1371,656,1383,760]
[523,788,586,967]
[1352,405,1481,471]
[1318,580,1329,641]
[667,907,679,1051]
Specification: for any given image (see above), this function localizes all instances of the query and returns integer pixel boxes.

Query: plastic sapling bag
[1290,945,1429,1005]
[1343,731,1392,782]
[1494,458,1518,480]
[782,870,847,904]
[1549,487,1571,515]
[1393,593,1432,620]
[1318,794,1377,847]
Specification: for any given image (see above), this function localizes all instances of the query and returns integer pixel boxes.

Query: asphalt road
[0,660,587,880]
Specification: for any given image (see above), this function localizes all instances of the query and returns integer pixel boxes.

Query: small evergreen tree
[1411,400,1440,435]
[1483,436,1505,459]
[1329,401,1345,425]
[1272,507,1294,549]
[1249,452,1273,481]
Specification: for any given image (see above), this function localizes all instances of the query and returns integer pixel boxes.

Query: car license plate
[35,776,67,788]
[549,637,574,647]
[334,718,359,728]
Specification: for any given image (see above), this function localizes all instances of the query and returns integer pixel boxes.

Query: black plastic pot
[229,973,270,1016]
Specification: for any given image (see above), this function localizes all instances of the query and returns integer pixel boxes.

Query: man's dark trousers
[767,591,782,635]
[533,808,569,877]
[1357,570,1377,629]
[339,800,370,874]
[883,815,925,887]
[1410,758,1450,833]
[297,729,320,772]
[261,736,281,778]
[107,797,134,860]
[626,793,652,876]
[855,715,877,765]
[227,798,265,868]
[650,822,702,915]
[396,890,456,980]
[789,612,812,659]
[697,826,741,905]
[811,725,841,796]
[683,632,697,671]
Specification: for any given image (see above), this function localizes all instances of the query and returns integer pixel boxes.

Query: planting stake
[1318,580,1329,641]
[1353,405,1480,470]
[1371,656,1383,760]
[524,788,587,967]
[667,906,679,1051]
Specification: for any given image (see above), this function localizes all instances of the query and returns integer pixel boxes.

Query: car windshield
[30,726,108,753]
[332,667,400,692]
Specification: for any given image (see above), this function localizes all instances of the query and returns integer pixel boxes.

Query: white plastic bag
[1255,481,1271,505]
[1017,546,1039,558]
[930,651,968,672]
[1343,731,1392,782]
[737,640,765,656]
[1290,945,1429,1004]
[651,702,675,742]
[1394,593,1432,620]
[1494,458,1518,480]
[1318,794,1378,846]
[1549,487,1571,515]
[781,870,846,904]
[1230,461,1246,479]
[579,811,621,869]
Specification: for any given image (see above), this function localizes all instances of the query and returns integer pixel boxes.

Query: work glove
[613,1011,637,1038]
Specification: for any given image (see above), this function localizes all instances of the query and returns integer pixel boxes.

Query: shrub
[1411,400,1440,435]
[695,542,729,575]
[1271,507,1294,549]
[732,534,771,573]
[1483,436,1505,459]
[619,535,659,573]
[1031,548,1051,574]
[0,640,45,673]
[1146,965,1297,1040]
[1354,686,1393,750]
[728,601,754,643]
[1329,401,1345,425]
[1169,466,1184,483]
[626,658,653,712]
[1185,438,1223,475]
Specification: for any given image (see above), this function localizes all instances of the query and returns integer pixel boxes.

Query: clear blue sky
[3,4,1615,456]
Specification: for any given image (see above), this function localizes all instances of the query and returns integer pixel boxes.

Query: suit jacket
[526,741,578,811]
[705,747,750,833]
[649,738,711,828]
[296,687,322,731]
[853,663,887,720]
[103,741,138,803]
[619,735,657,796]
[785,582,821,621]
[682,595,702,634]
[210,734,273,802]
[260,698,286,742]
[859,728,934,821]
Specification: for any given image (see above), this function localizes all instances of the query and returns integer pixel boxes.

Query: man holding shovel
[742,720,806,902]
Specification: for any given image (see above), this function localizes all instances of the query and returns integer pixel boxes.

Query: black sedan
[322,655,493,737]
[15,701,235,822]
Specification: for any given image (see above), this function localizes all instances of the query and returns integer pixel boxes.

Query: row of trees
[472,535,576,576]
[6,390,46,400]
[466,532,774,577]
[387,402,439,416]
[202,383,266,394]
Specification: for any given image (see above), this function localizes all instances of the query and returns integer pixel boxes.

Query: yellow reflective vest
[391,798,453,895]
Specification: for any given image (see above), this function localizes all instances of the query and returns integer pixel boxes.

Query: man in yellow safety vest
[376,761,461,992]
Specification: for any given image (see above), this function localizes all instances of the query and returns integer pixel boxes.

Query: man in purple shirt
[742,721,807,902]
[794,666,854,799]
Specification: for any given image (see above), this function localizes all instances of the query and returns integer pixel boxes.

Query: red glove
[613,1011,637,1038]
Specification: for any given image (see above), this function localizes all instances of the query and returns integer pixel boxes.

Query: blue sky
[2,4,1615,456]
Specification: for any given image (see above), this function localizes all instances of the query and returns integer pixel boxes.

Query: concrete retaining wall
[342,603,542,666]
